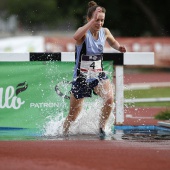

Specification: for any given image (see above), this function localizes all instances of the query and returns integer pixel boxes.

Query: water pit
[0,125,170,141]
[114,125,170,141]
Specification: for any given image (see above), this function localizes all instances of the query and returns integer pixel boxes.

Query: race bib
[80,54,103,72]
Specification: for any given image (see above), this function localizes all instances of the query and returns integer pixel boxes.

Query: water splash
[43,97,115,137]
[43,65,115,138]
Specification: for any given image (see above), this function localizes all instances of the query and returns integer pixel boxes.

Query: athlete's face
[90,12,105,31]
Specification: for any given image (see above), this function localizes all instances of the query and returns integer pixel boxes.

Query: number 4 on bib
[90,62,95,69]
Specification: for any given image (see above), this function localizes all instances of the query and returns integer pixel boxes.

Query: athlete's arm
[105,28,126,52]
[73,7,102,45]
[73,19,95,45]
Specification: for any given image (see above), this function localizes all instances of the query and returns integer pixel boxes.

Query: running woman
[63,1,126,139]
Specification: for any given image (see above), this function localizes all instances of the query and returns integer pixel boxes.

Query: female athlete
[63,1,126,139]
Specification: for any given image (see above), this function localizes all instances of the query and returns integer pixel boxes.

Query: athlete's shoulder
[103,27,111,34]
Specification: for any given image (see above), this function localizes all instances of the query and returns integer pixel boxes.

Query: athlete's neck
[89,29,99,40]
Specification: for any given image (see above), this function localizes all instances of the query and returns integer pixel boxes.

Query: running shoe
[99,128,106,140]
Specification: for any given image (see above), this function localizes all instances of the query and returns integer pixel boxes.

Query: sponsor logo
[89,55,98,61]
[0,80,71,110]
[0,82,28,109]
[30,102,61,108]
[98,44,103,52]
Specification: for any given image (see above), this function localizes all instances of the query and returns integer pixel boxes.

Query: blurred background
[0,0,170,67]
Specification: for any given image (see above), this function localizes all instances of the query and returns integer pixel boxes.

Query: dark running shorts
[71,72,108,99]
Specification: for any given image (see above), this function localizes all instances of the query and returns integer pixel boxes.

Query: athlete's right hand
[93,7,102,20]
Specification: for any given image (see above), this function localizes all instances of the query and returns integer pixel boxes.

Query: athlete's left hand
[119,45,126,53]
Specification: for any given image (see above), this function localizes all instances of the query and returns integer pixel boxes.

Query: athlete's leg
[93,79,114,130]
[63,93,84,135]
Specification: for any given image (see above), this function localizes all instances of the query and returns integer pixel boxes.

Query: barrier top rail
[0,52,154,65]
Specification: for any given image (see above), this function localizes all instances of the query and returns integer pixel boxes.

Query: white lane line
[126,114,154,119]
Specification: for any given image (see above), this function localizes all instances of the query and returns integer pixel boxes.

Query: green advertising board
[0,61,114,130]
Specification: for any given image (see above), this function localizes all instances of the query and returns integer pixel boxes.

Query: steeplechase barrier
[0,52,154,125]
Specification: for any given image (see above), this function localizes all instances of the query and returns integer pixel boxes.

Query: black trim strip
[29,52,124,65]
[30,53,61,61]
[103,53,123,65]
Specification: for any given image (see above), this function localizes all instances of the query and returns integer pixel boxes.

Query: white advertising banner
[0,36,44,52]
